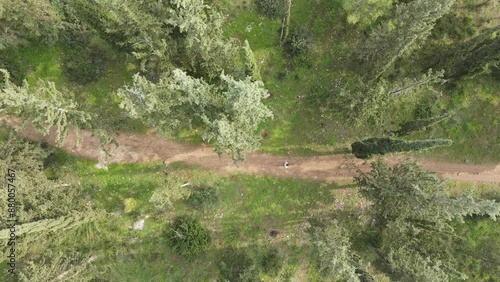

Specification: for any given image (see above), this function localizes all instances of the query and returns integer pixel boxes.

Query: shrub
[283,26,312,58]
[260,247,283,274]
[218,248,260,282]
[149,175,190,210]
[255,0,285,18]
[186,185,219,210]
[167,215,211,259]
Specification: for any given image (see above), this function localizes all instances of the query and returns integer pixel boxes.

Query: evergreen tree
[356,160,500,281]
[393,112,453,136]
[308,220,364,281]
[341,69,445,128]
[280,0,292,45]
[243,40,261,81]
[0,69,93,146]
[0,0,61,50]
[358,0,455,79]
[351,137,452,159]
[431,26,500,79]
[117,69,273,162]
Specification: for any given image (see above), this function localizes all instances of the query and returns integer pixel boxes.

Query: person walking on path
[284,161,289,169]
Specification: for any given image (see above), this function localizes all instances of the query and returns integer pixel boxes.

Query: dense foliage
[351,137,452,159]
[167,215,211,259]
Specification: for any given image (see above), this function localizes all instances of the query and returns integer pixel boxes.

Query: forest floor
[7,118,500,184]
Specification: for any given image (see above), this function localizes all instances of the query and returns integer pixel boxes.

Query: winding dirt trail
[8,120,500,184]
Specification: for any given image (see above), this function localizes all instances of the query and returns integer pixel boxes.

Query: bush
[186,185,219,210]
[283,26,313,58]
[256,0,286,18]
[0,51,27,85]
[260,247,283,275]
[218,248,260,282]
[167,215,211,259]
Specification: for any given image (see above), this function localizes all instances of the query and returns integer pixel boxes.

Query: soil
[6,119,500,184]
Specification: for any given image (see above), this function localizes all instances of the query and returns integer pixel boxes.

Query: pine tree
[280,0,292,45]
[358,0,455,79]
[0,69,93,146]
[393,112,453,137]
[356,160,500,281]
[117,69,273,163]
[341,69,445,128]
[243,40,261,81]
[308,220,364,281]
[0,0,61,50]
[431,26,500,79]
[351,137,452,159]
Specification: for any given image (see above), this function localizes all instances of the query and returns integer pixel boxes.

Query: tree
[280,0,292,45]
[358,0,455,79]
[87,0,238,79]
[117,69,273,162]
[0,69,93,146]
[343,0,393,29]
[167,215,211,259]
[356,160,500,280]
[308,220,363,281]
[0,0,61,50]
[430,26,500,80]
[339,69,445,128]
[351,137,452,159]
[393,112,453,137]
[243,40,261,81]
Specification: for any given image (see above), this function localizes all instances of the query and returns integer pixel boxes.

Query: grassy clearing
[33,150,343,280]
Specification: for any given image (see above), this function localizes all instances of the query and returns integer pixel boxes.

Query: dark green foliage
[218,248,260,282]
[356,160,500,281]
[186,185,219,210]
[167,215,211,259]
[256,0,286,18]
[351,137,452,159]
[260,247,283,275]
[61,31,113,85]
[283,26,313,58]
[431,26,500,79]
[0,50,27,85]
[393,112,453,136]
[432,13,477,40]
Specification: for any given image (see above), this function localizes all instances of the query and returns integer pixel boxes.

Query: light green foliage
[357,160,500,223]
[118,69,273,162]
[0,134,97,227]
[308,220,362,282]
[351,137,452,159]
[359,0,455,79]
[0,0,61,50]
[149,175,190,210]
[123,198,138,213]
[343,0,393,29]
[0,69,93,146]
[19,251,97,282]
[341,69,445,128]
[95,0,237,79]
[243,40,261,81]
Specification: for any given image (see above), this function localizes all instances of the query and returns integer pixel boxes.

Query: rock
[133,219,145,231]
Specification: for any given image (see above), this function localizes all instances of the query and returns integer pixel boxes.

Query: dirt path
[8,121,500,184]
